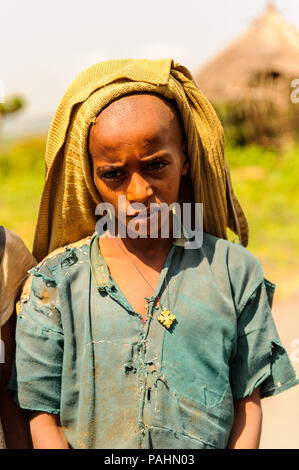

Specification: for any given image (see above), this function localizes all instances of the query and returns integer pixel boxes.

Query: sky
[1,0,299,134]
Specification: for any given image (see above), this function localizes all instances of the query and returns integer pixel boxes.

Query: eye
[101,169,125,180]
[146,160,168,172]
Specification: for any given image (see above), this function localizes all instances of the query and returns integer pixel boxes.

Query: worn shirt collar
[89,231,188,290]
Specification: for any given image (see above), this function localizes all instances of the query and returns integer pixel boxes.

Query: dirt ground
[260,295,299,449]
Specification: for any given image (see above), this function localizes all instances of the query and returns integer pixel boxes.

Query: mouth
[127,205,161,225]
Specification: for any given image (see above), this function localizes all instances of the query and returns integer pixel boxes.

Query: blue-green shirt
[9,232,299,449]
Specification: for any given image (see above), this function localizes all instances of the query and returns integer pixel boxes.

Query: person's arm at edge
[226,387,262,449]
[0,311,32,449]
[29,411,69,449]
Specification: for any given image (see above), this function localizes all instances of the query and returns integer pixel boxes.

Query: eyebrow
[97,164,123,171]
[96,152,172,171]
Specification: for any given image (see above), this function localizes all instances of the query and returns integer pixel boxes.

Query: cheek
[170,158,186,186]
[93,176,117,205]
[93,173,103,195]
[154,170,182,203]
[167,162,187,200]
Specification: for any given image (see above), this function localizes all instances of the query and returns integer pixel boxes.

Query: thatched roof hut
[195,2,299,146]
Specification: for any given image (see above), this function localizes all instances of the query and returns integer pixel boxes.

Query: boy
[9,59,299,449]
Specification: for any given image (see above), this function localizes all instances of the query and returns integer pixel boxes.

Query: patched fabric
[9,232,299,449]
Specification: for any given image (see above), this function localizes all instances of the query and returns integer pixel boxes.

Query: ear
[181,157,189,176]
[180,138,189,176]
[181,149,189,177]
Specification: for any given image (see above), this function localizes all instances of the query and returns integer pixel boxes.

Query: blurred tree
[0,95,25,126]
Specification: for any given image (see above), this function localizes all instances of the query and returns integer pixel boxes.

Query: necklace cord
[111,236,171,311]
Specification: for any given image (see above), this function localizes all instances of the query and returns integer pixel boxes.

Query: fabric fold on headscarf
[33,58,248,262]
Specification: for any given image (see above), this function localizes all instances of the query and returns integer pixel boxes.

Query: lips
[128,206,160,225]
[127,205,160,218]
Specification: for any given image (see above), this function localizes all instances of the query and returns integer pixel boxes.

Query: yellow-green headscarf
[32,58,248,263]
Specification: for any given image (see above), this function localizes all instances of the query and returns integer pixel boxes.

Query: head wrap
[32,59,248,262]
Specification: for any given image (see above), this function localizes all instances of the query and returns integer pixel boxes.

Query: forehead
[89,93,182,154]
[98,93,179,124]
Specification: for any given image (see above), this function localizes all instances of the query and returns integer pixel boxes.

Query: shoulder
[0,227,37,298]
[20,235,93,305]
[200,232,264,311]
[4,227,24,249]
[0,228,36,323]
[3,228,36,265]
[178,231,262,276]
[201,232,262,274]
[35,235,92,273]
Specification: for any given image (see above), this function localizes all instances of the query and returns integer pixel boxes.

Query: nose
[126,172,153,204]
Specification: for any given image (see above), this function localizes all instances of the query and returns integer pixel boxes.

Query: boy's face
[88,93,188,231]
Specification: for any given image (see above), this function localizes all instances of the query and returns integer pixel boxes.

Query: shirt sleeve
[230,277,299,399]
[8,261,63,414]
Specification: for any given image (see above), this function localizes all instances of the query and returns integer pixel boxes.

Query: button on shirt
[9,232,299,449]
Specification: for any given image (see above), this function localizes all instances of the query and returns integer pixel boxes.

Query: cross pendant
[158,307,176,329]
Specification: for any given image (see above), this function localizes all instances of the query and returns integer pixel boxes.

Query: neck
[120,235,173,260]
[101,230,173,262]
